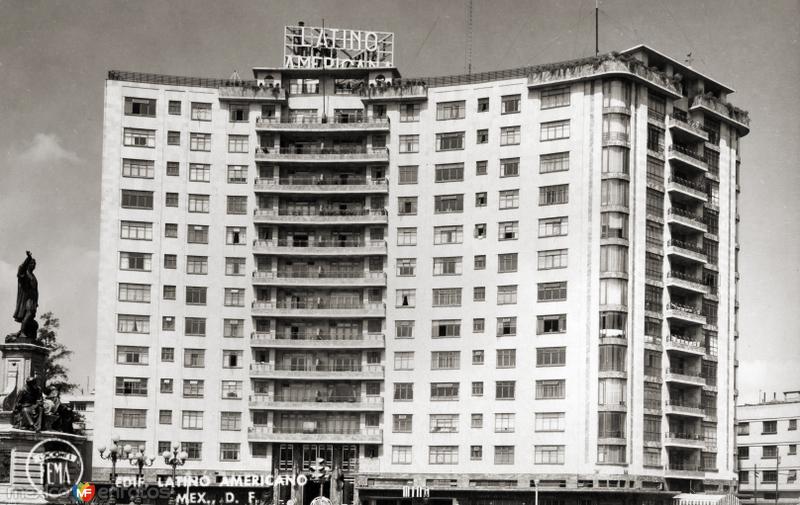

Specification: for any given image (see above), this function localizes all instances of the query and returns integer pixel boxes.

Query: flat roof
[621,44,735,94]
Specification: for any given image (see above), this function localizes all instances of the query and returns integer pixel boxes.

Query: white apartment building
[94,25,748,505]
[737,392,800,505]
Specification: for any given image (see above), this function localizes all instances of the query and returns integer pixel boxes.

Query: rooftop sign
[283,25,394,69]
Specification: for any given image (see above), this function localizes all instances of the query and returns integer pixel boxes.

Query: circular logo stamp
[25,438,84,499]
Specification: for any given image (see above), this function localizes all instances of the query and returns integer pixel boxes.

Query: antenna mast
[595,0,599,56]
[466,0,473,74]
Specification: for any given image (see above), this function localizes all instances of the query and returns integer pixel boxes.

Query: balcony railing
[253,299,381,310]
[259,331,383,343]
[254,146,389,161]
[665,432,704,442]
[667,302,703,316]
[250,362,385,373]
[665,367,706,385]
[666,239,706,257]
[253,238,387,255]
[256,115,390,129]
[665,335,704,352]
[254,270,385,280]
[690,95,750,131]
[250,393,384,405]
[665,401,705,416]
[668,144,708,171]
[667,462,703,472]
[668,208,707,231]
[668,176,707,199]
[669,110,708,141]
[255,176,388,189]
[219,85,287,101]
[358,83,428,101]
[253,208,388,224]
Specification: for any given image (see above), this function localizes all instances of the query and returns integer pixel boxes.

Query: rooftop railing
[691,95,750,128]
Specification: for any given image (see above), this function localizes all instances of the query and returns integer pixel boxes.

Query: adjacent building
[737,392,800,505]
[94,25,749,505]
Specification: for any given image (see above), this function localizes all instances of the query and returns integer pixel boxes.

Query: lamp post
[97,434,131,505]
[162,444,188,505]
[128,445,154,505]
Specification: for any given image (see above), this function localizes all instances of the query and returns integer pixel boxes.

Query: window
[164,315,176,331]
[183,349,205,368]
[181,410,203,430]
[472,350,485,365]
[497,285,517,305]
[398,165,418,185]
[537,347,566,367]
[393,383,414,401]
[501,94,521,114]
[473,255,486,271]
[496,349,516,368]
[119,252,151,272]
[538,282,567,302]
[763,420,778,434]
[396,258,416,277]
[536,380,565,399]
[223,319,244,339]
[429,413,459,433]
[228,135,248,153]
[167,131,180,145]
[497,317,516,337]
[535,412,565,432]
[541,120,570,141]
[431,351,460,370]
[185,286,207,305]
[432,288,461,307]
[790,419,798,431]
[476,129,488,144]
[500,126,520,146]
[429,446,458,465]
[114,409,146,428]
[476,160,488,175]
[500,157,519,177]
[433,256,462,276]
[602,146,629,174]
[477,97,489,112]
[224,288,244,307]
[161,348,174,362]
[397,227,417,246]
[221,381,242,399]
[392,414,412,433]
[218,443,240,462]
[160,378,173,393]
[226,196,247,215]
[226,227,246,245]
[188,194,210,213]
[400,103,420,122]
[166,161,179,176]
[162,285,176,300]
[117,346,148,365]
[221,350,242,369]
[647,125,664,152]
[229,104,248,122]
[159,410,172,424]
[601,212,629,239]
[226,257,246,276]
[435,163,464,183]
[115,377,148,396]
[601,179,630,207]
[181,442,202,461]
[123,128,155,148]
[763,445,778,459]
[598,445,626,464]
[392,446,412,464]
[538,249,568,270]
[540,184,569,205]
[433,225,462,245]
[189,163,211,182]
[541,86,570,109]
[598,345,626,372]
[499,189,519,209]
[124,97,156,117]
[430,382,459,400]
[535,445,565,464]
[398,197,417,216]
[472,382,484,396]
[539,216,568,237]
[118,283,150,303]
[495,446,515,465]
[436,132,464,151]
[600,278,628,306]
[474,223,486,238]
[122,159,154,179]
[288,78,319,94]
[762,470,777,483]
[399,135,419,153]
[191,102,211,121]
[394,352,414,371]
[190,133,211,151]
[168,100,181,115]
[537,314,567,334]
[120,220,152,240]
[227,165,248,184]
[396,289,416,308]
[432,320,460,338]
[496,381,515,399]
[117,314,149,333]
[395,320,414,339]
[436,101,465,120]
[600,245,628,275]
[164,192,179,208]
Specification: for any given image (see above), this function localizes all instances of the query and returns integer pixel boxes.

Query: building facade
[737,392,800,505]
[94,29,748,505]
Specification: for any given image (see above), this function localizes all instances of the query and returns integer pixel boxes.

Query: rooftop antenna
[595,0,599,56]
[466,0,473,74]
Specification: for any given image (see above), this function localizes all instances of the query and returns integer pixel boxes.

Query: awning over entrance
[673,494,741,505]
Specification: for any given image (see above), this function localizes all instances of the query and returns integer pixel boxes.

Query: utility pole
[754,463,758,505]
[775,456,779,505]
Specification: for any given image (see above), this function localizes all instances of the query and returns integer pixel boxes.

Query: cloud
[12,133,80,164]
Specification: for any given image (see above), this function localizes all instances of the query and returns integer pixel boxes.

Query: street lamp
[162,443,188,505]
[97,434,131,505]
[127,445,154,505]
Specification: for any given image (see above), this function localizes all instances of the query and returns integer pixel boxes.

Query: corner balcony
[247,425,382,444]
[690,95,750,135]
[254,146,389,163]
[666,271,709,295]
[665,368,706,387]
[668,144,708,173]
[255,115,390,132]
[667,177,708,203]
[218,85,287,102]
[253,208,388,225]
[358,83,428,102]
[250,332,385,350]
[666,239,707,264]
[254,176,388,194]
[601,132,630,148]
[251,300,385,318]
[253,239,387,256]
[664,335,706,356]
[664,432,705,449]
[667,208,708,234]
[666,303,707,326]
[665,462,705,479]
[668,110,709,143]
[252,270,386,287]
[248,394,384,412]
[249,362,385,380]
[665,401,705,418]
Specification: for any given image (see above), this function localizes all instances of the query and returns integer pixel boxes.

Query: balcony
[250,332,385,349]
[218,85,287,102]
[251,300,385,318]
[667,176,708,203]
[253,208,388,225]
[666,303,707,326]
[666,271,708,295]
[249,362,385,380]
[248,394,384,412]
[358,83,428,102]
[690,95,750,134]
[664,432,705,449]
[666,462,705,478]
[668,144,708,172]
[666,239,707,264]
[253,239,387,256]
[254,146,389,163]
[665,401,705,418]
[256,115,390,132]
[667,207,708,234]
[664,335,705,356]
[602,132,630,148]
[252,270,386,287]
[254,176,388,194]
[669,110,709,143]
[665,368,706,387]
[247,425,382,444]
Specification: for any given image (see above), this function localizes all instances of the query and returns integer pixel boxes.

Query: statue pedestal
[0,342,48,403]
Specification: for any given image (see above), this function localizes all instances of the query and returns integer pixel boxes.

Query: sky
[0,0,797,402]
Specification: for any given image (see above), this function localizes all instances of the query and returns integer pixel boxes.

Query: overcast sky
[0,0,797,402]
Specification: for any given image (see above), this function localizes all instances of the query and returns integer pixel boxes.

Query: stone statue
[11,376,44,431]
[7,251,39,344]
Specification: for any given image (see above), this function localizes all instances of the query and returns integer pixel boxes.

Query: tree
[37,311,79,394]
